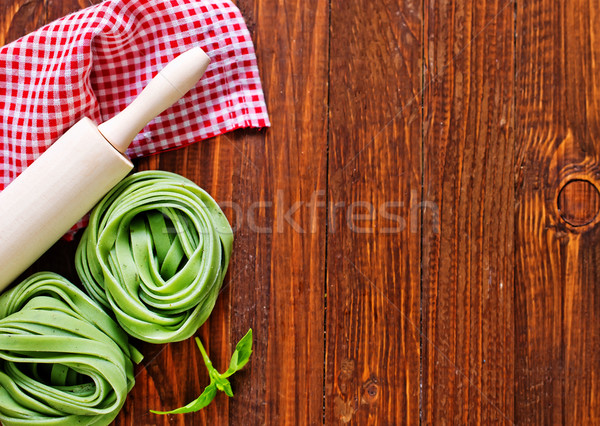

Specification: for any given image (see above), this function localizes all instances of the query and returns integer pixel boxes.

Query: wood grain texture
[515,0,600,423]
[5,0,600,424]
[557,179,600,227]
[422,1,515,424]
[0,0,44,46]
[46,0,103,22]
[224,0,329,422]
[326,0,421,423]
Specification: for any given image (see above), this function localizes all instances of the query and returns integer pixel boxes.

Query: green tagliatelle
[75,170,233,344]
[0,272,141,426]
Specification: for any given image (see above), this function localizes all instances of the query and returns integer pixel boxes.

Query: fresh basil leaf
[151,328,253,415]
[214,375,234,397]
[223,329,253,377]
[150,383,217,415]
[222,381,234,398]
[234,328,253,369]
[227,351,239,375]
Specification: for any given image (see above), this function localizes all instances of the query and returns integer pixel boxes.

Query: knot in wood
[361,378,379,404]
[557,179,600,227]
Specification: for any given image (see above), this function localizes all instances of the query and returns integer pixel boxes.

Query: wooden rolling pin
[0,47,210,292]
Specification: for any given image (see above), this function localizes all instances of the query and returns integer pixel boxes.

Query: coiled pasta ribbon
[0,272,140,426]
[75,171,233,344]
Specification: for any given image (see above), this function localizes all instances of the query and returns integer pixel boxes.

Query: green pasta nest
[0,272,140,426]
[75,171,234,344]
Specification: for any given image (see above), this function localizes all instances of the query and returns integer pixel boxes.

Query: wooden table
[3,0,600,424]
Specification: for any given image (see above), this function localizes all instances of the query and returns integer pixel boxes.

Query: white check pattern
[0,0,270,190]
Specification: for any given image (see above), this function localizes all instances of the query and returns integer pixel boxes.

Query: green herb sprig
[150,329,253,415]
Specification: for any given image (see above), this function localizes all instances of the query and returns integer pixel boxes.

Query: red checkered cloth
[0,0,269,190]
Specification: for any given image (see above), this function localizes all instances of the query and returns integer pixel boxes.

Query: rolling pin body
[0,47,210,291]
[0,118,132,288]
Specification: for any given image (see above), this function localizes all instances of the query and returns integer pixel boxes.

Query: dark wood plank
[422,1,516,424]
[0,0,44,46]
[46,0,103,22]
[515,0,600,423]
[228,0,328,422]
[326,0,422,423]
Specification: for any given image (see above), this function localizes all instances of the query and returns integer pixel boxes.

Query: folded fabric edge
[135,120,271,158]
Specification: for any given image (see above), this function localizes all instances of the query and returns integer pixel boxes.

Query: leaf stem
[195,337,213,369]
